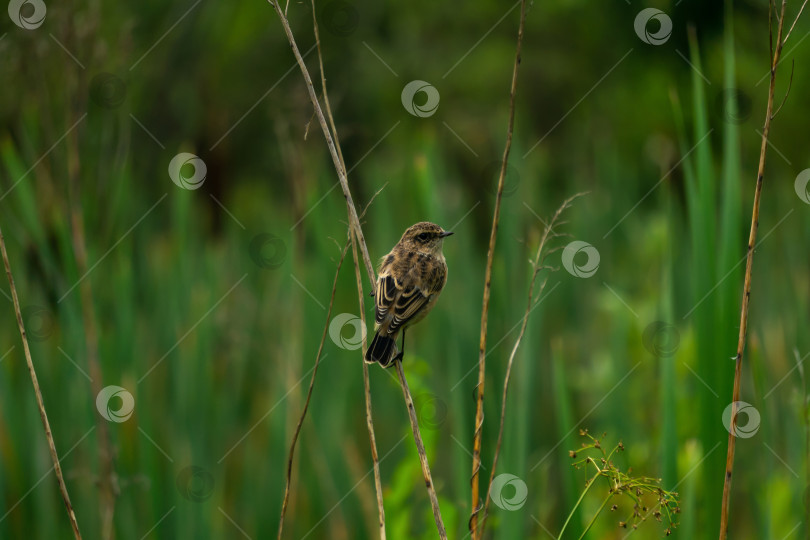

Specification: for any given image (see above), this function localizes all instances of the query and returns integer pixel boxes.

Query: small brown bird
[365,222,452,367]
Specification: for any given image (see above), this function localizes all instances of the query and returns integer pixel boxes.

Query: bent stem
[557,469,601,540]
[470,0,528,535]
[478,194,582,538]
[578,493,613,540]
[0,225,83,540]
[352,234,387,540]
[277,238,350,540]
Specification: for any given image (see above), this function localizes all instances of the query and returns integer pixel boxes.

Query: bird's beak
[439,231,454,238]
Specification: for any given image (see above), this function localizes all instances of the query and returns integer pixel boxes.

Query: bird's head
[399,221,453,256]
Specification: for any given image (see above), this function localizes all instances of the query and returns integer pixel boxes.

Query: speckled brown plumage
[365,222,452,367]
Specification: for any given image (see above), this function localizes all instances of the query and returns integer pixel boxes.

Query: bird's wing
[374,272,431,335]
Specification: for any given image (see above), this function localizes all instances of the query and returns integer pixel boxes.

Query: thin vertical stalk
[470,0,527,535]
[718,1,805,537]
[351,234,387,539]
[478,195,580,538]
[308,2,386,531]
[277,238,350,539]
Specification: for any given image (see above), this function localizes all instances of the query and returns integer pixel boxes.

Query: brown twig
[477,194,582,539]
[270,2,447,536]
[276,187,385,539]
[394,360,447,539]
[470,0,527,535]
[310,0,347,180]
[277,237,350,540]
[783,0,809,43]
[351,189,389,540]
[310,2,386,534]
[269,0,375,285]
[65,112,119,540]
[351,235,387,540]
[718,1,804,537]
[0,226,83,540]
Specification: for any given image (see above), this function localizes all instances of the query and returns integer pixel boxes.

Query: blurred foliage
[1,0,809,538]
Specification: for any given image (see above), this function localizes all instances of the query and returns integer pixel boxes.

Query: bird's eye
[417,232,430,241]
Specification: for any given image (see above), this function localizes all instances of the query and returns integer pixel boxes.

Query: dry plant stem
[394,360,448,539]
[270,1,375,285]
[470,0,527,534]
[351,235,387,540]
[66,119,118,540]
[276,191,384,539]
[310,0,347,179]
[783,0,809,43]
[0,226,83,540]
[309,1,386,530]
[718,1,797,538]
[271,3,446,536]
[477,195,580,539]
[278,238,350,540]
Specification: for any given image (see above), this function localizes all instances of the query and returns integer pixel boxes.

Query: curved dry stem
[310,1,386,531]
[269,1,375,286]
[718,1,800,538]
[470,0,528,536]
[277,238,350,540]
[0,226,83,540]
[351,235,387,540]
[477,194,583,538]
[310,0,347,178]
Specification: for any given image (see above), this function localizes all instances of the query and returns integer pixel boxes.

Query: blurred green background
[1,0,808,538]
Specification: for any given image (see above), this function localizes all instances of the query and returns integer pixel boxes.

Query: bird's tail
[365,331,397,367]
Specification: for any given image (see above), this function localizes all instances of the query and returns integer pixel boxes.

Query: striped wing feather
[375,273,431,335]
